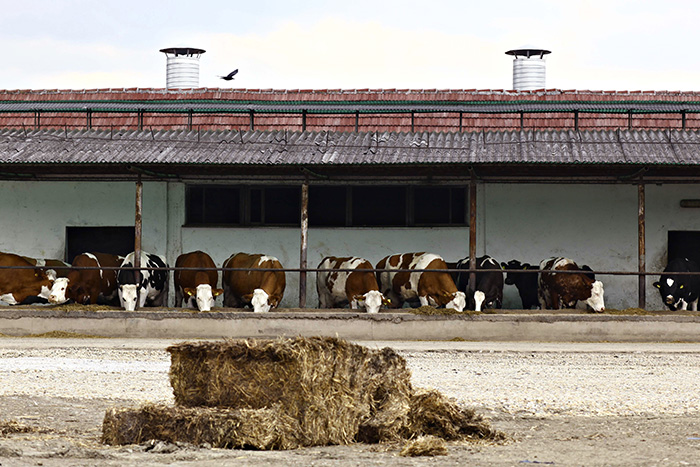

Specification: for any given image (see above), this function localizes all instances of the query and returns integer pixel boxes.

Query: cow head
[445,290,466,312]
[653,276,687,311]
[249,288,272,313]
[185,284,224,312]
[584,280,605,312]
[352,290,386,314]
[119,284,139,311]
[34,269,54,301]
[48,277,70,304]
[501,260,531,285]
[473,290,502,312]
[69,285,92,305]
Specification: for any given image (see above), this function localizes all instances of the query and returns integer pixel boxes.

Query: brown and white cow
[21,256,71,281]
[174,250,223,312]
[222,253,285,313]
[316,256,389,313]
[0,252,54,305]
[48,252,123,305]
[376,252,466,312]
[538,257,605,312]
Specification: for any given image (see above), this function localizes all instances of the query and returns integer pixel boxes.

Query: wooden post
[638,182,646,309]
[134,175,143,291]
[468,173,477,293]
[299,179,309,308]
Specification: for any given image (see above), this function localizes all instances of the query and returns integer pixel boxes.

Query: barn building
[1,86,700,310]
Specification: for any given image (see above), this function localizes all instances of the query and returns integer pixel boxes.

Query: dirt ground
[1,395,699,466]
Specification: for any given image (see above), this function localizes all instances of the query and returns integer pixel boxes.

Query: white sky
[1,0,699,92]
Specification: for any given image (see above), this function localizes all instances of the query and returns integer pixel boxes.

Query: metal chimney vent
[159,47,206,89]
[505,47,551,91]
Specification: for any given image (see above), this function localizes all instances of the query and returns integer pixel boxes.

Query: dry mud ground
[1,339,700,466]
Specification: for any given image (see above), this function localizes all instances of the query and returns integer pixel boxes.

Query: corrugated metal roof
[1,128,699,167]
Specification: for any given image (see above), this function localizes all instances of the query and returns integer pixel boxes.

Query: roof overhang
[1,128,700,183]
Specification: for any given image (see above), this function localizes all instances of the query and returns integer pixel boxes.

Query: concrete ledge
[2,309,700,342]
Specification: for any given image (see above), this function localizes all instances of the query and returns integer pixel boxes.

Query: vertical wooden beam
[468,172,477,293]
[302,109,307,132]
[134,174,143,295]
[299,179,309,308]
[249,110,255,131]
[638,182,646,309]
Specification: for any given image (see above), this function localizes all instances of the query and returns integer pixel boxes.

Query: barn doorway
[668,231,700,266]
[64,226,135,263]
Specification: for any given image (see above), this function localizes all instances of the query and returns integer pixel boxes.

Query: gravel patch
[2,339,700,417]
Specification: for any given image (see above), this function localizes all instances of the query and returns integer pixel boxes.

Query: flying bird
[220,69,238,81]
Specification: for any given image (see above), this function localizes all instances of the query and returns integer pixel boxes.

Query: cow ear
[382,297,392,305]
[213,288,224,297]
[352,294,365,302]
[184,288,195,296]
[653,281,660,289]
[242,293,253,302]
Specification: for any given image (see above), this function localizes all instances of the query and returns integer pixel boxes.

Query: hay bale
[167,337,413,446]
[103,337,504,450]
[399,435,448,457]
[102,404,301,449]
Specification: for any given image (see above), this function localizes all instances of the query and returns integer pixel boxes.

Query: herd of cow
[0,249,698,313]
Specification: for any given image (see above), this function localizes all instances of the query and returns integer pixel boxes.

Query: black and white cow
[653,258,700,311]
[117,252,169,311]
[454,255,504,311]
[501,259,540,309]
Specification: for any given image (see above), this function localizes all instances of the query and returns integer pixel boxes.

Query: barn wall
[0,181,168,261]
[483,183,700,310]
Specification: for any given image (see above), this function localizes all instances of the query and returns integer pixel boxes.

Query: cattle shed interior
[1,88,700,310]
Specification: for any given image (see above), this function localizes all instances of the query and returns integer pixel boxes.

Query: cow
[21,256,71,282]
[116,252,169,311]
[453,255,503,311]
[174,250,223,312]
[376,252,466,312]
[0,252,53,305]
[501,259,540,309]
[48,252,123,305]
[316,256,389,313]
[538,257,605,312]
[653,257,700,311]
[222,253,285,313]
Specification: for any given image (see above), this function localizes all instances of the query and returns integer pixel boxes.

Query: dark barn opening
[668,231,700,266]
[65,226,136,263]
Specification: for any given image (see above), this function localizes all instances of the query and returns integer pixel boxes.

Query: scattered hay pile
[410,306,481,316]
[0,419,39,436]
[102,336,501,450]
[399,435,448,457]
